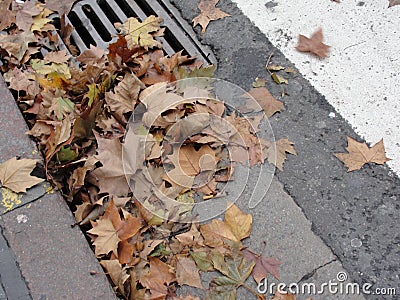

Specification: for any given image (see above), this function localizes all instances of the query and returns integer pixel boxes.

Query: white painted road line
[232,0,400,175]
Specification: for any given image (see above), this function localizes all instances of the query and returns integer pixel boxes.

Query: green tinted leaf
[188,65,216,78]
[252,78,266,88]
[56,145,78,162]
[205,284,236,300]
[54,97,74,120]
[267,65,285,71]
[190,251,213,272]
[86,83,100,107]
[149,243,171,257]
[271,73,288,84]
[211,250,226,273]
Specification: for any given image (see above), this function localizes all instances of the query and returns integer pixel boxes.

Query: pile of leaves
[0,1,295,299]
[0,1,392,299]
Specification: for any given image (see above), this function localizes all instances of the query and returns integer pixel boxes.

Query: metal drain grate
[64,0,216,65]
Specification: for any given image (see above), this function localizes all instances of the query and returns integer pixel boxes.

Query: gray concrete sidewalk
[0,76,116,300]
[171,0,400,298]
[0,68,364,300]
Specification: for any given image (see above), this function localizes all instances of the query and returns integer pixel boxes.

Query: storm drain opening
[63,0,216,65]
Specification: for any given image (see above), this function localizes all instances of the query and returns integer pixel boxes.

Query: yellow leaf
[31,59,71,79]
[31,10,53,32]
[271,73,288,84]
[116,16,163,49]
[200,219,238,247]
[225,203,252,241]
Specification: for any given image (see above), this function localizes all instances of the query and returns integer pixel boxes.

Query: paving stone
[0,193,116,300]
[298,261,366,300]
[0,230,31,300]
[0,76,48,214]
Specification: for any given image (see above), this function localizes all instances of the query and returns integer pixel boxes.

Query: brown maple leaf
[88,200,141,257]
[108,35,139,65]
[0,31,36,62]
[105,72,145,123]
[265,139,297,171]
[166,144,217,188]
[224,202,252,241]
[14,0,41,32]
[295,28,330,58]
[140,257,176,298]
[242,248,282,283]
[4,67,40,96]
[334,137,391,172]
[43,49,71,64]
[245,87,284,117]
[100,259,130,295]
[192,0,230,33]
[200,203,252,247]
[115,16,163,50]
[389,0,400,7]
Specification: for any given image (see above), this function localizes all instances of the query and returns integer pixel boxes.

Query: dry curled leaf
[334,137,391,172]
[76,45,105,65]
[105,72,145,122]
[91,133,132,196]
[0,157,44,193]
[271,73,288,85]
[295,28,330,58]
[100,259,130,295]
[192,0,230,33]
[140,257,176,299]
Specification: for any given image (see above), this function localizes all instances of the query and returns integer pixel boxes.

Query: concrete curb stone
[0,75,116,300]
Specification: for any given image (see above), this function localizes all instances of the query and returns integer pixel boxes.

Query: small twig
[265,52,274,76]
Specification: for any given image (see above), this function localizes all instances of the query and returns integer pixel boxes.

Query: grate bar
[64,0,216,65]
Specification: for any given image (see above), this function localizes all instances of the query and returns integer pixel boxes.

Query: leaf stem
[265,52,274,75]
[241,283,263,298]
